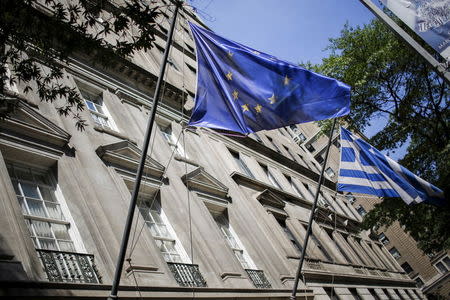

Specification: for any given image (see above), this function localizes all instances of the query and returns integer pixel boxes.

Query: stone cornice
[181,167,229,198]
[96,140,165,180]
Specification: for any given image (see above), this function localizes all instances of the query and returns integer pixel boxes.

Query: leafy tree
[313,19,449,253]
[0,0,162,129]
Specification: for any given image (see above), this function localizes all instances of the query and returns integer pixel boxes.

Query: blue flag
[187,22,351,135]
[338,127,446,206]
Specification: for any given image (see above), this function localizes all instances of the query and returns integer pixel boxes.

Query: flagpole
[290,118,337,300]
[107,2,181,299]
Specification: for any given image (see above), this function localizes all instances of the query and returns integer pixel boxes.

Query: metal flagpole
[358,0,450,85]
[107,2,181,299]
[290,118,337,300]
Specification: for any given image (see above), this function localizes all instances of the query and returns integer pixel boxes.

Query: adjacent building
[0,0,430,299]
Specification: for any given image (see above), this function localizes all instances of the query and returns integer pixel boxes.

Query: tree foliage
[314,19,449,253]
[0,0,162,129]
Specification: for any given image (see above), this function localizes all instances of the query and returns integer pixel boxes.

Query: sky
[187,0,408,160]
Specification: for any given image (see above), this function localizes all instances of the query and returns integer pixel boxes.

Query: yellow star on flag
[284,75,291,86]
[242,104,249,112]
[232,90,239,100]
[255,104,262,113]
[226,71,233,81]
[268,93,277,104]
[227,51,233,58]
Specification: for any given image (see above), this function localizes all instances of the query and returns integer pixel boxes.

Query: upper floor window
[139,198,186,263]
[305,143,316,153]
[325,167,335,178]
[414,276,424,288]
[401,262,414,274]
[345,194,356,204]
[315,153,325,165]
[159,124,186,157]
[229,149,254,178]
[276,218,301,254]
[155,44,180,71]
[356,205,367,217]
[283,145,297,162]
[389,247,401,259]
[7,164,76,252]
[259,163,281,189]
[378,233,390,245]
[285,175,304,199]
[434,256,450,274]
[266,136,281,154]
[80,89,114,129]
[213,213,255,270]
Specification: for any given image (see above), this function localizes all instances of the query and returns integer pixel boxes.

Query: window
[305,143,316,153]
[348,288,362,300]
[285,175,304,198]
[345,194,356,204]
[259,163,281,189]
[229,149,254,178]
[435,261,448,274]
[368,289,381,300]
[157,24,168,35]
[333,138,341,148]
[252,133,263,143]
[356,205,367,217]
[300,223,332,262]
[401,262,414,274]
[325,167,335,178]
[80,89,112,128]
[389,247,401,259]
[213,213,254,269]
[266,136,281,154]
[315,154,325,165]
[414,276,424,288]
[139,198,184,263]
[7,164,76,252]
[185,43,195,53]
[378,233,390,245]
[324,287,341,300]
[185,63,196,75]
[282,145,297,162]
[159,124,186,157]
[276,218,302,254]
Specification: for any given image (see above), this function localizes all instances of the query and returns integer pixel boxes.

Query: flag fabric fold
[187,22,351,135]
[338,127,446,206]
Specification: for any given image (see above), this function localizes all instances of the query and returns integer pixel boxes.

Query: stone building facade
[0,0,430,299]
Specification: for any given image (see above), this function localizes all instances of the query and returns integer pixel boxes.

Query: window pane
[21,183,41,199]
[157,224,169,237]
[38,238,58,250]
[436,262,448,273]
[52,224,71,240]
[85,100,96,111]
[148,222,159,236]
[32,221,53,238]
[45,202,64,220]
[26,198,47,217]
[17,197,28,214]
[443,256,450,268]
[15,168,34,182]
[58,240,75,252]
[39,187,56,202]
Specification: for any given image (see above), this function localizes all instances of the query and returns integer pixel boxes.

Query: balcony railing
[167,262,207,287]
[37,249,102,284]
[245,269,272,288]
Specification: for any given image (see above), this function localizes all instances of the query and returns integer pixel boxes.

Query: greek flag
[337,127,446,206]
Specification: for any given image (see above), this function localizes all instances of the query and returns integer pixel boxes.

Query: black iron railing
[167,262,207,287]
[245,269,272,288]
[36,249,102,284]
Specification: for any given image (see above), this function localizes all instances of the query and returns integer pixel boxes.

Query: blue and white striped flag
[337,127,446,206]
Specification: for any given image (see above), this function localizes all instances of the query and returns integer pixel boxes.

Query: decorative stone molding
[181,167,229,199]
[96,140,165,181]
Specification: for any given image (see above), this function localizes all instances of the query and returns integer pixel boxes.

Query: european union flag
[187,22,351,135]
